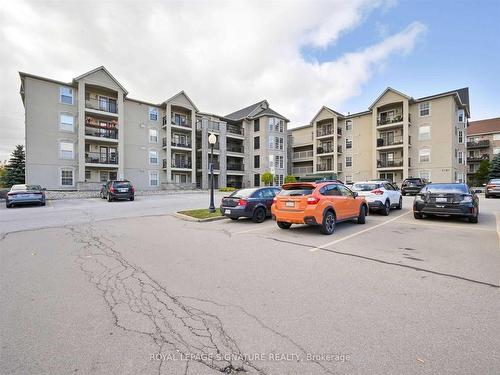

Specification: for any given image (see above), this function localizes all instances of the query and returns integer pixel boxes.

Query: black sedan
[220,187,281,223]
[413,183,479,223]
[100,180,135,202]
[6,184,46,208]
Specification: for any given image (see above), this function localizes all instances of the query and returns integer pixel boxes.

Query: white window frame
[493,147,500,155]
[59,141,74,160]
[149,107,158,121]
[59,113,75,132]
[458,129,464,144]
[418,125,431,141]
[149,150,159,165]
[149,128,159,143]
[457,109,465,123]
[149,170,159,187]
[268,135,274,149]
[345,138,352,149]
[345,119,353,131]
[60,168,75,187]
[458,151,464,164]
[493,133,500,141]
[419,148,431,163]
[60,86,74,105]
[419,170,431,181]
[419,102,430,117]
[345,156,352,168]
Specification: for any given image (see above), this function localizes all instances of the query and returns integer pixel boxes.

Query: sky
[1,0,499,162]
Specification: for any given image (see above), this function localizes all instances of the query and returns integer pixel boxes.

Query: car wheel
[41,201,46,206]
[107,195,113,202]
[357,205,366,224]
[230,217,239,221]
[402,192,406,196]
[6,203,12,208]
[320,211,336,235]
[381,200,390,216]
[468,213,478,223]
[277,221,292,229]
[252,207,266,223]
[413,212,423,219]
[485,194,490,199]
[396,197,402,210]
[130,196,134,201]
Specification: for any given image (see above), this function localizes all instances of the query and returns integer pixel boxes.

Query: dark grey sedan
[6,184,46,208]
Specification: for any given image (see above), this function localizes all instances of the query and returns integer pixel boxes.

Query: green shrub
[219,187,237,192]
[261,171,274,186]
[284,175,297,183]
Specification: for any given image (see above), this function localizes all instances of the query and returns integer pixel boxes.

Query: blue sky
[302,0,500,120]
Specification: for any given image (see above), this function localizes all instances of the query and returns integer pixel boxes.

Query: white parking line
[233,223,277,235]
[309,211,412,252]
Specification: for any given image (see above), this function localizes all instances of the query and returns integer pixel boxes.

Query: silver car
[5,184,46,208]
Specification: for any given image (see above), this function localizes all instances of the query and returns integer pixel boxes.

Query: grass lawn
[177,208,222,219]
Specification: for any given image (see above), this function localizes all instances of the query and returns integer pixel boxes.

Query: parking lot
[1,193,499,374]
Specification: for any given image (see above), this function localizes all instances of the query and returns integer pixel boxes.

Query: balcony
[377,136,403,148]
[317,164,333,172]
[292,166,313,175]
[337,128,342,137]
[85,97,118,114]
[317,146,334,154]
[227,163,244,171]
[467,140,490,149]
[226,144,244,153]
[171,140,192,149]
[227,124,244,136]
[317,127,334,137]
[164,115,192,128]
[292,150,313,160]
[467,154,489,162]
[377,159,403,168]
[337,145,342,153]
[85,152,118,165]
[171,160,192,169]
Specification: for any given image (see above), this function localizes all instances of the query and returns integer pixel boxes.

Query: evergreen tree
[475,159,490,185]
[1,145,25,187]
[489,153,500,179]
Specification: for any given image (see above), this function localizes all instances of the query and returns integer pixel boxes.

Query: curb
[174,212,228,223]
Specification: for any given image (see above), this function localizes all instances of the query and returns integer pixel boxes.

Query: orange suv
[271,181,368,235]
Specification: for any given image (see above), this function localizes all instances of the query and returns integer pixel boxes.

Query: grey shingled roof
[225,100,289,121]
[416,87,470,114]
[225,101,266,120]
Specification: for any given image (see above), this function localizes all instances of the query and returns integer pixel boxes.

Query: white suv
[351,180,402,215]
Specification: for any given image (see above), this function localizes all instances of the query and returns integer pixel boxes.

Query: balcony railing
[85,127,118,139]
[467,140,490,148]
[292,166,313,175]
[377,159,403,168]
[227,125,244,135]
[377,136,404,147]
[163,115,192,128]
[317,164,333,171]
[337,128,342,136]
[227,163,244,171]
[337,145,342,153]
[317,146,333,154]
[292,150,313,159]
[226,144,244,153]
[85,98,118,114]
[377,115,403,126]
[317,128,334,137]
[85,152,118,164]
[467,154,489,162]
[171,160,192,168]
[171,141,192,148]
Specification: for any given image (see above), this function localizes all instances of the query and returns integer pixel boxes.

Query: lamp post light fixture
[208,133,217,213]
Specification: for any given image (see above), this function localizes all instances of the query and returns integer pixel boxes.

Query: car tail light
[371,189,384,195]
[238,199,247,206]
[109,187,115,193]
[7,192,15,196]
[486,184,494,189]
[461,195,473,203]
[131,186,135,193]
[307,196,320,204]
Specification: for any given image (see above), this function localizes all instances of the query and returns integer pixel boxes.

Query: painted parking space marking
[233,223,277,235]
[309,211,412,252]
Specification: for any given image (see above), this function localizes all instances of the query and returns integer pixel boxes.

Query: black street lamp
[208,133,217,213]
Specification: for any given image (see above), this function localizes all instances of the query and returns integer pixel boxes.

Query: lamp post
[208,133,217,213]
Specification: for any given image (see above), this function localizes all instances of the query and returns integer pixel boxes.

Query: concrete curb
[174,212,228,223]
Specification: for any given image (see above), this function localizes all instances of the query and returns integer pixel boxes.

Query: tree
[0,164,5,188]
[261,171,274,186]
[1,145,25,187]
[284,175,296,183]
[475,159,490,185]
[489,153,500,179]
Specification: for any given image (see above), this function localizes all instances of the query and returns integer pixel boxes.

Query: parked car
[485,178,500,198]
[100,180,135,202]
[401,177,427,195]
[271,182,368,235]
[5,184,46,208]
[413,183,479,223]
[351,180,402,215]
[220,187,280,223]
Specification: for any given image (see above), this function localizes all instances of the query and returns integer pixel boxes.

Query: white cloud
[0,0,425,160]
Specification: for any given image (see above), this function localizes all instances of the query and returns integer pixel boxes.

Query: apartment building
[19,66,288,190]
[466,117,500,183]
[289,87,470,184]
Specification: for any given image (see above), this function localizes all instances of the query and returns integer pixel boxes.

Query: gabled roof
[415,87,470,116]
[224,100,289,121]
[310,106,344,124]
[162,90,199,112]
[73,66,128,95]
[368,87,411,110]
[467,117,500,135]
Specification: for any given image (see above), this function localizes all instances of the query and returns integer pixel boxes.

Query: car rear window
[279,185,314,196]
[421,184,468,194]
[113,182,131,188]
[490,179,500,184]
[229,188,257,198]
[27,185,41,190]
[352,183,380,191]
[405,178,421,182]
[11,185,27,191]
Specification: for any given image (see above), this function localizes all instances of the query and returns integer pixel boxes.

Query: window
[275,174,284,186]
[85,170,91,181]
[109,171,117,180]
[494,147,500,155]
[274,137,284,150]
[254,136,260,150]
[149,171,159,187]
[345,120,353,131]
[149,129,158,143]
[419,148,431,163]
[60,87,73,104]
[457,109,465,122]
[99,171,108,182]
[269,136,274,149]
[419,102,430,117]
[269,155,274,168]
[345,138,352,149]
[276,155,284,169]
[59,113,74,132]
[254,119,260,132]
[345,156,352,167]
[345,175,353,184]
[493,133,500,141]
[419,170,430,181]
[149,107,158,121]
[458,130,464,143]
[418,125,431,141]
[254,155,260,168]
[59,141,74,159]
[268,118,284,132]
[149,150,159,165]
[254,174,260,187]
[458,151,464,164]
[61,169,74,186]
